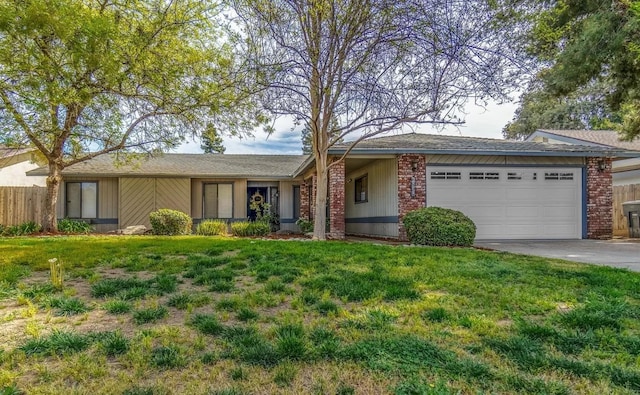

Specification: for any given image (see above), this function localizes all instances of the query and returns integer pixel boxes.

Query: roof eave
[328,148,636,157]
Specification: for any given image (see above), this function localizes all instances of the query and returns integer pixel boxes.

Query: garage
[426,166,583,239]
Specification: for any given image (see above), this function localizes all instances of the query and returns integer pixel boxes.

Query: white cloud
[175,100,519,154]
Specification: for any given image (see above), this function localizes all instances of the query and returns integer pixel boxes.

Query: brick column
[397,154,426,241]
[310,174,317,220]
[300,179,310,221]
[586,157,613,239]
[328,160,345,239]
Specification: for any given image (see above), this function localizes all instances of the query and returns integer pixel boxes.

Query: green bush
[295,218,313,233]
[402,207,476,247]
[230,221,270,237]
[1,221,42,236]
[149,208,192,235]
[196,219,228,236]
[57,218,93,234]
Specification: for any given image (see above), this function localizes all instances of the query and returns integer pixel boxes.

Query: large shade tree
[232,0,524,239]
[514,0,640,141]
[0,0,260,231]
[503,79,620,140]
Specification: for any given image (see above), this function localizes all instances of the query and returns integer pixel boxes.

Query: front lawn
[0,236,639,394]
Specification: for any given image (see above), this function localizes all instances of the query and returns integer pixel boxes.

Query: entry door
[425,166,582,240]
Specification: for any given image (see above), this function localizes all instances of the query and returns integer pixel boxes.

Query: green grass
[103,299,132,314]
[132,306,168,324]
[1,236,640,393]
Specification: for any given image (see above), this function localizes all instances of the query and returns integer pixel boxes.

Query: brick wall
[586,157,613,239]
[397,154,426,241]
[328,160,345,239]
[300,179,310,221]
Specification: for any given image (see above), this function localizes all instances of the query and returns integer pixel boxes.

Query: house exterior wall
[119,177,190,228]
[57,177,119,232]
[191,178,246,221]
[586,157,613,239]
[0,156,46,186]
[279,180,301,232]
[345,158,398,238]
[613,158,640,186]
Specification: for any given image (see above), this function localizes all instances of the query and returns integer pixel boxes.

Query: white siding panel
[345,158,397,237]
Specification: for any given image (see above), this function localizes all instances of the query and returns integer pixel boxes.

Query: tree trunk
[43,163,62,232]
[312,154,328,240]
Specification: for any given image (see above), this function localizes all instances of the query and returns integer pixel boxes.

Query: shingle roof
[330,133,636,156]
[536,129,640,150]
[28,154,309,178]
[0,145,33,160]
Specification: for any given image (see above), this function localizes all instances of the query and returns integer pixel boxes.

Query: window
[66,182,97,218]
[508,172,522,180]
[203,183,233,218]
[545,172,574,181]
[430,172,461,180]
[355,175,368,203]
[469,172,499,180]
[293,186,301,220]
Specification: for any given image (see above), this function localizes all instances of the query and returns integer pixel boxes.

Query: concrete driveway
[474,239,640,272]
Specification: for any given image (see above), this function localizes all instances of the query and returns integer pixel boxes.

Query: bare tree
[232,0,523,239]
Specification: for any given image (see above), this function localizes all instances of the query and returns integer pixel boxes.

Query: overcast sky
[177,100,519,154]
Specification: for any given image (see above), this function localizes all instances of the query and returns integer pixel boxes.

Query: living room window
[66,182,97,218]
[203,183,233,218]
[355,175,368,203]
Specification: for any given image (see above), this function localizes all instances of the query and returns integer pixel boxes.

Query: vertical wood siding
[345,158,398,237]
[279,180,297,220]
[345,158,397,219]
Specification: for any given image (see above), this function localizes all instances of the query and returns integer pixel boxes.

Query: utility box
[622,200,640,238]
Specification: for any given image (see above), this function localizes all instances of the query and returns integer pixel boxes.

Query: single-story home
[0,145,46,186]
[526,129,640,186]
[28,133,640,240]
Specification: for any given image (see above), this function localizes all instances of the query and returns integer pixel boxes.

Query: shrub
[149,208,192,235]
[196,219,228,236]
[2,221,42,236]
[402,207,476,247]
[295,218,313,233]
[230,221,270,237]
[57,218,93,234]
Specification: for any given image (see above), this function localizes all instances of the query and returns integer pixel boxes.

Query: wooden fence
[613,184,640,236]
[0,187,47,226]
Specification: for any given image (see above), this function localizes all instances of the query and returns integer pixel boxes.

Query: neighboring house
[0,146,46,186]
[28,133,640,240]
[526,129,640,186]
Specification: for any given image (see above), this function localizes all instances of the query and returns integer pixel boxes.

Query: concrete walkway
[474,239,640,272]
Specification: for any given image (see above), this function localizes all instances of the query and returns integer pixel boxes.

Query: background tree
[511,0,640,141]
[503,79,620,140]
[0,0,260,231]
[233,0,524,239]
[201,125,227,154]
[301,117,342,154]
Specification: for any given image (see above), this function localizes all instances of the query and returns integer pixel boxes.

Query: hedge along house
[293,133,640,240]
[28,155,308,233]
[28,133,639,239]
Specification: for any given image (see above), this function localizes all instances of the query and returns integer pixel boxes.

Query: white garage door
[426,166,582,240]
